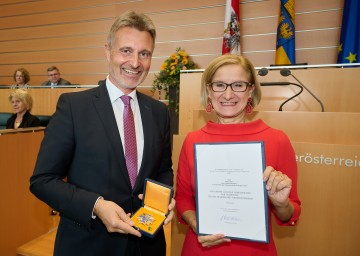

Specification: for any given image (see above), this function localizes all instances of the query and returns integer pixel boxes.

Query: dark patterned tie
[120,95,137,188]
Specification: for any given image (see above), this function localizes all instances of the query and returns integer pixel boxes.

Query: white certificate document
[194,142,269,243]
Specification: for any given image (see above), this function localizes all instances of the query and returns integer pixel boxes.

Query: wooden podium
[0,128,50,255]
[171,68,360,256]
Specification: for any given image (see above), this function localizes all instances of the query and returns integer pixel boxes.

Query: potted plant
[151,47,198,115]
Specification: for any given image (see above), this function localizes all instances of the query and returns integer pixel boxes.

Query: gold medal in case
[131,179,173,237]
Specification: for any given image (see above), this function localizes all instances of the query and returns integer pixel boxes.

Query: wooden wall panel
[0,34,106,52]
[297,48,338,64]
[0,0,27,5]
[0,20,113,41]
[1,61,107,76]
[296,0,342,10]
[0,48,105,63]
[296,29,341,48]
[129,0,226,15]
[0,0,346,95]
[150,7,223,28]
[0,0,116,15]
[157,22,224,42]
[0,3,143,28]
[154,39,222,58]
[297,10,342,31]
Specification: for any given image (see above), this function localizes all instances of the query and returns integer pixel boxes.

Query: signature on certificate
[220,214,242,224]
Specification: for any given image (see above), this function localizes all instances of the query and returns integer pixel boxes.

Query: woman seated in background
[12,67,30,88]
[175,54,301,255]
[6,89,41,129]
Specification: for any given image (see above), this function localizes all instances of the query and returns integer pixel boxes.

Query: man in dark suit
[41,66,71,86]
[30,11,175,256]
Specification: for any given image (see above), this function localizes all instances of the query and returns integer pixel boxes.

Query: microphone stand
[260,82,304,111]
[278,83,304,111]
[280,69,325,112]
[290,74,325,112]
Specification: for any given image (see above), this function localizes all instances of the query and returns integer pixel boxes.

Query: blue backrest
[0,112,12,129]
[37,115,51,127]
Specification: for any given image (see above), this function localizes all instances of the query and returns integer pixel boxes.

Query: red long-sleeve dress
[175,120,301,256]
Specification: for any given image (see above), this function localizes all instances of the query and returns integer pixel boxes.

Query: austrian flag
[222,0,241,54]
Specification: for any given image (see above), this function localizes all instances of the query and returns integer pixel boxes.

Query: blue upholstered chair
[0,112,12,129]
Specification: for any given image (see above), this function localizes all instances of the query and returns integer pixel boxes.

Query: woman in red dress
[175,54,301,256]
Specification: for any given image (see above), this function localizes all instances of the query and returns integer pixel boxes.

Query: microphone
[260,82,303,111]
[258,68,290,86]
[280,68,325,112]
[258,67,268,76]
[257,67,304,111]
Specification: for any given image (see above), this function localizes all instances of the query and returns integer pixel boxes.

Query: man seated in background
[41,66,71,86]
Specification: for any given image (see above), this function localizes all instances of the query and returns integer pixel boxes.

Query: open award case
[131,178,173,238]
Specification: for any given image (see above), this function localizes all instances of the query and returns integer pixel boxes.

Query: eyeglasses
[208,81,252,92]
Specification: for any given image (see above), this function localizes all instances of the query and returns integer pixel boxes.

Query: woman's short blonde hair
[200,54,262,108]
[8,89,33,112]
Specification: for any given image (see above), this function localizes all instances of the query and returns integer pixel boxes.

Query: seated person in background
[11,68,30,88]
[41,66,71,86]
[6,89,41,129]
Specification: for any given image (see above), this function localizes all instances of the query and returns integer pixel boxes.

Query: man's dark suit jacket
[30,81,173,256]
[41,78,71,86]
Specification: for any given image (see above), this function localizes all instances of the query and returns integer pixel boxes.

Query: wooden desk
[0,130,50,255]
[0,127,45,135]
[16,229,56,256]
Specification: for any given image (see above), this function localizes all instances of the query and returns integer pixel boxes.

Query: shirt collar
[105,75,137,103]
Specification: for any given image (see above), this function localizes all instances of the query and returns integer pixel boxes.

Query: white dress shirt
[105,77,144,173]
